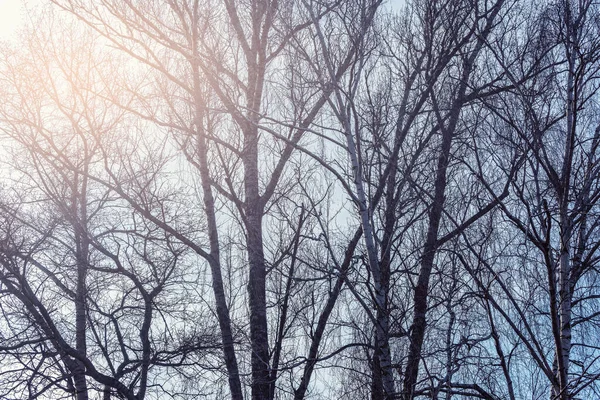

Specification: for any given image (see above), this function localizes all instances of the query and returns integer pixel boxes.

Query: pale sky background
[0,0,24,41]
[0,0,405,42]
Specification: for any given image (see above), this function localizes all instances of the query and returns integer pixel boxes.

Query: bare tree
[2,1,600,399]
[0,16,224,400]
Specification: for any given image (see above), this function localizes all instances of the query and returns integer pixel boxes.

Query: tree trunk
[73,171,89,400]
[372,158,398,400]
[244,128,271,400]
[402,3,505,394]
[191,59,244,399]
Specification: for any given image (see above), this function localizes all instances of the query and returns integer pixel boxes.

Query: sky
[0,0,23,41]
[0,0,406,42]
[0,0,404,42]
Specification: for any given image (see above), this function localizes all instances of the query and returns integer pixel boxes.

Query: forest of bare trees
[0,0,599,399]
